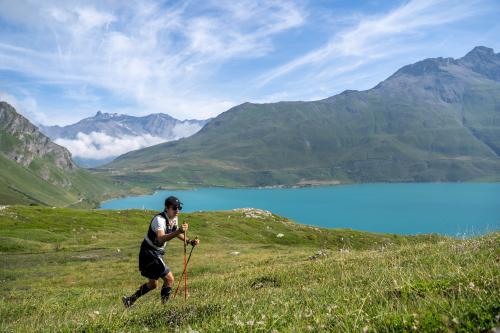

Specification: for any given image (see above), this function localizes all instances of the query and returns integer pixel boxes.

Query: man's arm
[156,228,183,245]
[155,223,188,245]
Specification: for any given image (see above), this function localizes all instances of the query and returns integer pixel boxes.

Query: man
[122,196,200,307]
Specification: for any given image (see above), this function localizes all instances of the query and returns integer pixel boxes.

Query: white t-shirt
[144,214,178,250]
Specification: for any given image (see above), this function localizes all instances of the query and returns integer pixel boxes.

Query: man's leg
[160,272,174,303]
[123,279,158,307]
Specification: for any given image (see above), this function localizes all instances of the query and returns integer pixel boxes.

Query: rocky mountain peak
[94,110,121,119]
[462,46,495,61]
[458,46,500,81]
[390,57,453,78]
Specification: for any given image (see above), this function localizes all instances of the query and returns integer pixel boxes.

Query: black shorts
[139,241,170,280]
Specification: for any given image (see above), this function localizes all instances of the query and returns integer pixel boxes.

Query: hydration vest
[147,211,178,247]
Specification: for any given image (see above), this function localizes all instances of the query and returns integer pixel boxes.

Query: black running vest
[147,212,178,247]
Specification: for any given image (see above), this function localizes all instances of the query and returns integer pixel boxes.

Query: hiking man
[122,196,200,307]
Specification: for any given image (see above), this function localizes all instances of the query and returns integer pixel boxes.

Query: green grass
[0,206,498,332]
[0,151,138,208]
[0,153,77,206]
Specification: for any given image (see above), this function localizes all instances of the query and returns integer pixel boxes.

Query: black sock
[161,286,171,302]
[130,283,151,302]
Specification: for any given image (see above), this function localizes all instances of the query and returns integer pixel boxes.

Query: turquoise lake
[100,183,500,237]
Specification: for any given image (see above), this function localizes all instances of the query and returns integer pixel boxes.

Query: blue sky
[1,0,499,125]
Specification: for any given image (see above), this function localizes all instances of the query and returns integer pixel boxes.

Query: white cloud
[0,0,306,121]
[258,0,485,86]
[0,91,47,125]
[1,0,496,122]
[171,122,204,139]
[53,120,205,159]
[55,132,166,159]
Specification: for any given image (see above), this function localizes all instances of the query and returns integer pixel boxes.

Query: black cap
[165,196,182,209]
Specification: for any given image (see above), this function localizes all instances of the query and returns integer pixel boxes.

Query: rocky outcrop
[0,102,76,186]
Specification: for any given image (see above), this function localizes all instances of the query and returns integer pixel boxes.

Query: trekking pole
[184,230,188,301]
[172,239,196,300]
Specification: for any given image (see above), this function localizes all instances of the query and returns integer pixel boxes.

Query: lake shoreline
[100,179,500,205]
[100,183,500,237]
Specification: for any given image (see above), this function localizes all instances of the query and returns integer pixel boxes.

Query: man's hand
[189,238,200,246]
[179,223,189,233]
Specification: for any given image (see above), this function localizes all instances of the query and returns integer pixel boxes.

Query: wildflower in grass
[88,311,100,319]
[363,325,369,333]
[186,325,199,333]
[452,318,459,324]
[247,320,254,326]
[468,282,475,289]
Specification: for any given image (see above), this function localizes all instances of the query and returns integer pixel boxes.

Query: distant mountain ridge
[39,111,209,167]
[103,46,500,187]
[40,111,208,139]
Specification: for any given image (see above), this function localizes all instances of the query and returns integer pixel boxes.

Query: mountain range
[40,111,209,167]
[102,46,500,188]
[1,46,499,206]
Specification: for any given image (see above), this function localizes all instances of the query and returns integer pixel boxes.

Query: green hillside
[0,206,498,332]
[0,149,125,208]
[0,153,76,205]
[0,102,131,207]
[103,47,500,188]
[0,149,127,207]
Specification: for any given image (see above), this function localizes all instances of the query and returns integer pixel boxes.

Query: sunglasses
[170,205,182,211]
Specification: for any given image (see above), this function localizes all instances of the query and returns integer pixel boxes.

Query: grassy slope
[0,153,77,206]
[0,206,498,332]
[24,153,135,208]
[0,151,137,208]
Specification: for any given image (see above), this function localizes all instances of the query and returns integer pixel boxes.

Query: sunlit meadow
[0,206,498,332]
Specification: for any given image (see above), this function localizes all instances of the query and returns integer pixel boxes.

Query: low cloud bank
[55,132,166,159]
[171,122,204,139]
